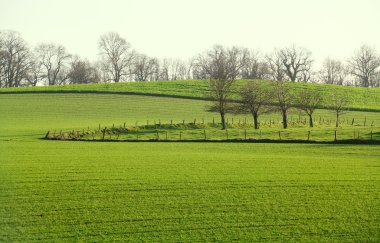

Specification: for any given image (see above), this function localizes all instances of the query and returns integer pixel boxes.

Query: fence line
[45,126,379,143]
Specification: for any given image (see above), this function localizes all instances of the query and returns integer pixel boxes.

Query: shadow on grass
[41,137,380,145]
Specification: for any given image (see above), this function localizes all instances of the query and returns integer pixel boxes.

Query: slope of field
[1,93,379,139]
[1,79,380,111]
[0,92,379,241]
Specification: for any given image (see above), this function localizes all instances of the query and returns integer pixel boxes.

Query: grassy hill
[1,79,380,111]
[0,81,379,241]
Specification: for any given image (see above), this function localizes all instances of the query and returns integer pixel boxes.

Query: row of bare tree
[1,30,379,88]
[196,45,349,129]
[0,31,193,87]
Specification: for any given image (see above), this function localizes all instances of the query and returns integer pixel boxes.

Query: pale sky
[1,0,379,66]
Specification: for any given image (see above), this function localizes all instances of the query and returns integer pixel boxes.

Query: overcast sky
[1,0,379,66]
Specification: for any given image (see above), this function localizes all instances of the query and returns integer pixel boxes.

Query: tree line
[196,45,350,130]
[0,30,379,88]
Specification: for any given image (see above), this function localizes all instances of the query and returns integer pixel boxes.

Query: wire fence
[44,118,380,143]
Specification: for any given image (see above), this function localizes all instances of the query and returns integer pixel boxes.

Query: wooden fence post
[203,129,206,140]
[165,131,168,140]
[334,130,337,141]
[278,131,281,140]
[156,131,159,141]
[102,127,106,141]
[307,131,310,141]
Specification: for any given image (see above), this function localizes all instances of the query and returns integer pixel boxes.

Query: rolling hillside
[1,79,380,111]
[0,80,379,241]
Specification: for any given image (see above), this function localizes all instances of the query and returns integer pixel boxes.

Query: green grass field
[1,141,379,241]
[1,79,380,111]
[1,83,380,241]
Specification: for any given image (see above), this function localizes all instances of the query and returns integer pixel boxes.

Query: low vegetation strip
[1,79,380,111]
[44,122,380,144]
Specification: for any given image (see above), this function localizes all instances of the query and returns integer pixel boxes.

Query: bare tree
[266,49,286,81]
[319,58,347,85]
[279,45,313,82]
[330,92,349,127]
[0,34,7,87]
[348,44,380,87]
[169,59,187,80]
[35,43,71,85]
[197,45,249,129]
[184,58,195,80]
[241,50,269,80]
[158,58,170,80]
[68,56,100,84]
[192,61,209,79]
[132,54,159,81]
[296,89,322,127]
[156,58,188,81]
[0,30,32,87]
[299,63,313,82]
[239,81,271,129]
[273,80,292,128]
[98,32,134,82]
[373,72,380,87]
[25,56,45,86]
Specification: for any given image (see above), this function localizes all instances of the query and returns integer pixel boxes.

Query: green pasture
[0,91,379,241]
[1,79,380,111]
[1,93,379,139]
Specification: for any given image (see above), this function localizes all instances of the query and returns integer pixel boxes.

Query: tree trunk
[309,114,313,128]
[282,110,288,129]
[336,112,339,127]
[253,113,259,129]
[220,111,226,130]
